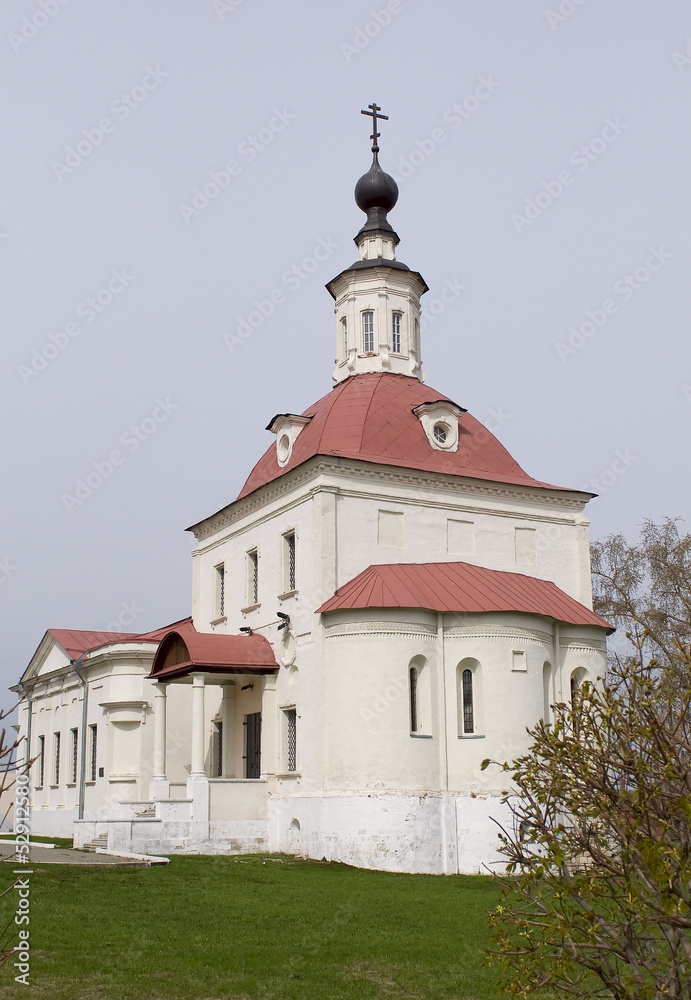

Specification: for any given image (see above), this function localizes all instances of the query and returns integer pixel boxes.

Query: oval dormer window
[433,423,449,445]
[277,434,291,464]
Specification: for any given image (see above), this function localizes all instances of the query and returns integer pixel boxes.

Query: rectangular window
[70,728,78,784]
[247,550,259,606]
[285,708,297,772]
[53,732,61,785]
[244,713,261,779]
[341,316,348,356]
[214,721,223,777]
[283,531,296,592]
[89,724,97,781]
[37,735,45,787]
[362,311,374,353]
[214,562,225,619]
[392,313,401,353]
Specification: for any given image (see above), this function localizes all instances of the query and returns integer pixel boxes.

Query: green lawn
[0,853,505,1000]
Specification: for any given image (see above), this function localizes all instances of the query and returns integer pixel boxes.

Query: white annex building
[14,107,612,874]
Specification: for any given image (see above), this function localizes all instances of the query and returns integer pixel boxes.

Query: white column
[187,673,209,827]
[260,674,277,780]
[190,674,206,777]
[149,684,169,800]
[222,685,236,778]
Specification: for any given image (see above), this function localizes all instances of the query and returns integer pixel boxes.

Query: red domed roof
[237,373,570,501]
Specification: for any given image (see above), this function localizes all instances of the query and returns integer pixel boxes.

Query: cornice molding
[325,621,437,641]
[444,625,553,644]
[192,455,587,542]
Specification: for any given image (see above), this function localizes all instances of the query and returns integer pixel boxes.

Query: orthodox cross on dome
[361,102,388,153]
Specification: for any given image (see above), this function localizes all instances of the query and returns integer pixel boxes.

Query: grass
[0,853,504,1000]
[0,835,73,848]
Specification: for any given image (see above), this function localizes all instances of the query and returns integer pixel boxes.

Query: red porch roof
[148,620,279,680]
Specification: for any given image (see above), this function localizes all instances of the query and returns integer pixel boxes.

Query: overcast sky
[1,0,689,694]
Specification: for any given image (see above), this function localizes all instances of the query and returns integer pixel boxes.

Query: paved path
[0,845,150,866]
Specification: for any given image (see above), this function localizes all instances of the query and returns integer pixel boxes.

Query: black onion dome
[354,153,399,214]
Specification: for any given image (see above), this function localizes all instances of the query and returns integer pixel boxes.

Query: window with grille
[363,311,374,353]
[341,316,347,356]
[37,735,45,787]
[285,709,297,772]
[462,669,474,734]
[284,531,296,592]
[89,724,97,781]
[214,563,225,618]
[70,728,78,784]
[392,313,401,353]
[247,550,259,606]
[53,732,61,785]
[215,721,223,777]
[409,667,419,733]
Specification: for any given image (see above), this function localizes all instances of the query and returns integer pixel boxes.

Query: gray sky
[2,0,690,694]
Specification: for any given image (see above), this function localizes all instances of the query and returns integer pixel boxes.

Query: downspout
[71,652,90,821]
[437,613,455,874]
[17,681,32,777]
[553,621,561,705]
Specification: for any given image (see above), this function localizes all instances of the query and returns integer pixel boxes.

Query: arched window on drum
[456,658,482,737]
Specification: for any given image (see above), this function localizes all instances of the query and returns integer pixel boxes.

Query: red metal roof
[47,619,192,660]
[316,561,613,631]
[236,373,574,502]
[148,620,278,680]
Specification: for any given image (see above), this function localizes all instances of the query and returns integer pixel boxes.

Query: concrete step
[82,834,108,852]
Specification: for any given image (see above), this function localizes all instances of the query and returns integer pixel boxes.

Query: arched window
[542,661,552,723]
[570,668,587,703]
[462,670,474,733]
[457,658,481,737]
[408,655,431,736]
[409,666,419,733]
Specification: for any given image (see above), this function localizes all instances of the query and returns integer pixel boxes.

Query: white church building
[14,106,612,874]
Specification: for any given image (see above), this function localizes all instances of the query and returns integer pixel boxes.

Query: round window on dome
[433,423,449,445]
[277,434,291,464]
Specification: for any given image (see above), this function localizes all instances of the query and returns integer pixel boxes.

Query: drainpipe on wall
[17,681,32,778]
[71,652,90,821]
[553,621,561,705]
